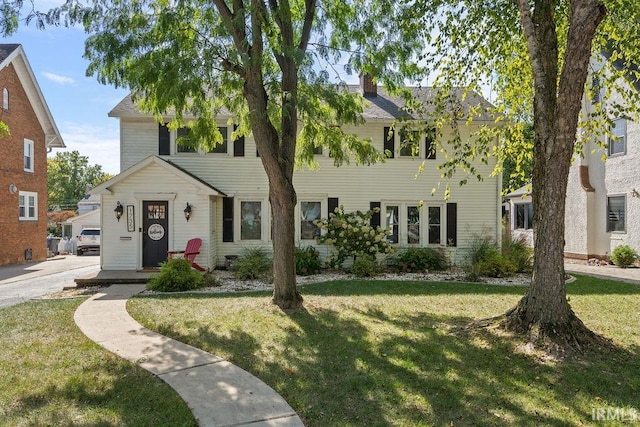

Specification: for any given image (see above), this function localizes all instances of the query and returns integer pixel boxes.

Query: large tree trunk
[502,0,608,353]
[243,44,303,310]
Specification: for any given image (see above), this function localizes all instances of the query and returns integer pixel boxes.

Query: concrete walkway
[74,284,303,427]
[565,261,640,284]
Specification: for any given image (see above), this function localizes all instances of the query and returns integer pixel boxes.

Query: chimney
[360,73,377,97]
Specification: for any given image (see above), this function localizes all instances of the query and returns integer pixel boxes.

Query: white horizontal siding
[116,118,500,267]
[101,163,214,270]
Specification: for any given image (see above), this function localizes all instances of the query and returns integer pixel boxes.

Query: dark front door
[143,201,169,268]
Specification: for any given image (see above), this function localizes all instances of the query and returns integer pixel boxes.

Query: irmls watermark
[592,407,639,422]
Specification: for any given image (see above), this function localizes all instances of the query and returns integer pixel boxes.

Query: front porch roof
[89,155,226,196]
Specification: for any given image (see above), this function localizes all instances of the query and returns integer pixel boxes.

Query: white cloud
[42,71,76,85]
[49,122,121,175]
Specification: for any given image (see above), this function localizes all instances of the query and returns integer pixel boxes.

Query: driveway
[0,255,100,309]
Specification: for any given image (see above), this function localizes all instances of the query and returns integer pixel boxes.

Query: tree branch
[298,0,316,51]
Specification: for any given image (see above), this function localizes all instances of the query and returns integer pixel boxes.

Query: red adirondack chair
[168,238,205,271]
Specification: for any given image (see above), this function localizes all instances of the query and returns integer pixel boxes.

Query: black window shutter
[426,129,436,159]
[159,123,170,155]
[446,203,457,247]
[223,197,234,242]
[384,127,394,158]
[328,197,339,216]
[370,202,381,227]
[233,125,245,157]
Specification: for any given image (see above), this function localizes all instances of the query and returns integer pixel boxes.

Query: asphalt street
[0,255,100,309]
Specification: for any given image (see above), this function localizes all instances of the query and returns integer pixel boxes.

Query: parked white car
[77,228,100,255]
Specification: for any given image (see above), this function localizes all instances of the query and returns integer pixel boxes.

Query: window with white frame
[607,195,625,232]
[174,126,229,154]
[208,127,228,154]
[427,206,442,244]
[24,139,34,172]
[386,205,399,243]
[608,119,626,156]
[407,205,420,243]
[2,87,8,110]
[399,130,420,157]
[176,127,197,153]
[240,201,262,240]
[384,202,443,245]
[514,203,534,230]
[19,191,37,220]
[300,201,322,240]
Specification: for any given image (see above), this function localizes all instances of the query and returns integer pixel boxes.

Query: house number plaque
[126,205,135,232]
[148,224,165,241]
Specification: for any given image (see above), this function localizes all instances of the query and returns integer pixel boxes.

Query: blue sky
[4,20,128,174]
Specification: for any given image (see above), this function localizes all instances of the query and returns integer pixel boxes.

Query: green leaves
[47,151,111,210]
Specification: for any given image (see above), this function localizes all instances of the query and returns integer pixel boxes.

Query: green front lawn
[0,298,196,426]
[129,276,640,426]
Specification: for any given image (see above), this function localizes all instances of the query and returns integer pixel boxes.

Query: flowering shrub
[315,206,393,269]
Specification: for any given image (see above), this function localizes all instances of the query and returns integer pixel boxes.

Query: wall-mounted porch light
[114,201,124,221]
[184,202,192,221]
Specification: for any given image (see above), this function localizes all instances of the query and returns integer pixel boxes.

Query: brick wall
[0,63,48,265]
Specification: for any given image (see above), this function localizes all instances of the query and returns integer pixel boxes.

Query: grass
[128,275,640,426]
[0,298,196,426]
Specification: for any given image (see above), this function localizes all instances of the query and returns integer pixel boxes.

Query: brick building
[0,44,65,266]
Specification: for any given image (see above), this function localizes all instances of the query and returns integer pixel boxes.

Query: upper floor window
[19,191,37,220]
[2,88,8,110]
[208,126,228,154]
[399,130,420,157]
[240,200,262,240]
[607,195,626,232]
[515,203,534,230]
[608,119,626,156]
[174,126,229,154]
[176,127,197,153]
[24,139,34,172]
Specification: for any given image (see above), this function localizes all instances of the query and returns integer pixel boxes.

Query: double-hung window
[515,203,534,230]
[399,130,420,157]
[176,127,197,153]
[300,201,322,240]
[608,119,626,156]
[240,201,262,240]
[24,139,34,172]
[19,191,37,220]
[607,196,626,232]
[208,127,228,154]
[384,203,443,245]
[386,206,399,243]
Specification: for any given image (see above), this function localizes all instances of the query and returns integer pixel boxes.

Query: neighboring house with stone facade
[511,59,640,260]
[0,44,65,266]
[565,75,640,260]
[91,77,502,271]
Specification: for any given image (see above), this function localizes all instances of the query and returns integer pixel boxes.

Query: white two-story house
[91,79,502,271]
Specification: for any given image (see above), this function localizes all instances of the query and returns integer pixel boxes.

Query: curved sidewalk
[74,284,303,427]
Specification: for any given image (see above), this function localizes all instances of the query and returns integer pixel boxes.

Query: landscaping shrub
[295,246,322,276]
[502,235,533,273]
[232,247,272,280]
[611,245,638,268]
[350,256,380,277]
[147,258,205,292]
[475,249,517,278]
[466,235,517,278]
[387,247,449,273]
[315,206,393,269]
